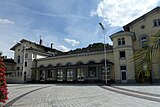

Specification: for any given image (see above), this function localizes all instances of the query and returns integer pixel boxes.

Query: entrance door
[121,71,127,83]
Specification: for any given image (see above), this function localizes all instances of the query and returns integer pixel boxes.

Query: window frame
[88,66,97,77]
[153,19,157,27]
[158,19,160,26]
[141,37,148,48]
[25,62,27,67]
[118,38,125,46]
[119,51,126,58]
[118,38,121,45]
[17,56,20,63]
[121,38,125,45]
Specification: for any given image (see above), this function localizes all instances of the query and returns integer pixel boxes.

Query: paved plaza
[3,84,160,107]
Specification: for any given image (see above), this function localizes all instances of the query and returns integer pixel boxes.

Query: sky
[0,0,160,58]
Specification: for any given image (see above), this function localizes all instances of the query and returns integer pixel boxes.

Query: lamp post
[99,23,107,85]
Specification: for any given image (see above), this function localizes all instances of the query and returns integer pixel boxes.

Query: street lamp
[17,42,26,83]
[99,23,107,85]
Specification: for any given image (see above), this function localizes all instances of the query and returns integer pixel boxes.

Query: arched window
[122,38,125,45]
[141,37,147,48]
[118,38,121,45]
[118,38,125,46]
[17,56,20,63]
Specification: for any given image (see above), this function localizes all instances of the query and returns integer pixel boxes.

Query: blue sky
[0,0,160,58]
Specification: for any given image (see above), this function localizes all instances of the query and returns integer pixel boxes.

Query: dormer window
[118,38,125,46]
[141,37,147,48]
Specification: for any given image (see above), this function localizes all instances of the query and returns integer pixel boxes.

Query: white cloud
[91,0,159,26]
[0,18,15,25]
[56,45,70,52]
[64,38,80,47]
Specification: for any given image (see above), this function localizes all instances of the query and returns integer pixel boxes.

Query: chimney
[39,36,42,45]
[39,39,42,45]
[51,43,53,49]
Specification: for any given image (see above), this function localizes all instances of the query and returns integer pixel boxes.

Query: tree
[0,54,8,105]
[134,31,160,84]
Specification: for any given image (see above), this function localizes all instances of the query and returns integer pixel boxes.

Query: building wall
[37,51,113,67]
[129,12,160,49]
[127,11,160,81]
[12,41,56,83]
[34,51,114,82]
[112,32,135,83]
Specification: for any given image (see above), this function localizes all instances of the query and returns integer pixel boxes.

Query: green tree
[134,31,160,84]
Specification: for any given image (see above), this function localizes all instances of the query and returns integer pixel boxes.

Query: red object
[0,57,9,104]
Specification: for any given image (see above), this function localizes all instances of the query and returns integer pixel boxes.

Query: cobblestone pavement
[112,84,160,95]
[4,84,160,107]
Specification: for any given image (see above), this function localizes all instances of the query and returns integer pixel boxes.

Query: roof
[10,39,62,53]
[109,30,136,41]
[3,58,16,64]
[54,43,113,56]
[26,47,55,56]
[123,6,160,31]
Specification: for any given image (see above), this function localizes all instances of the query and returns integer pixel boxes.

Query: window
[17,67,20,70]
[141,37,147,48]
[158,19,160,26]
[118,38,121,45]
[25,62,27,67]
[101,65,111,80]
[118,38,125,45]
[120,66,126,70]
[25,53,28,58]
[40,70,45,81]
[88,67,96,77]
[57,69,63,81]
[67,69,73,81]
[153,19,160,27]
[77,68,84,81]
[17,72,20,76]
[153,19,157,27]
[119,51,125,58]
[122,38,125,45]
[17,56,20,63]
[48,69,54,78]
